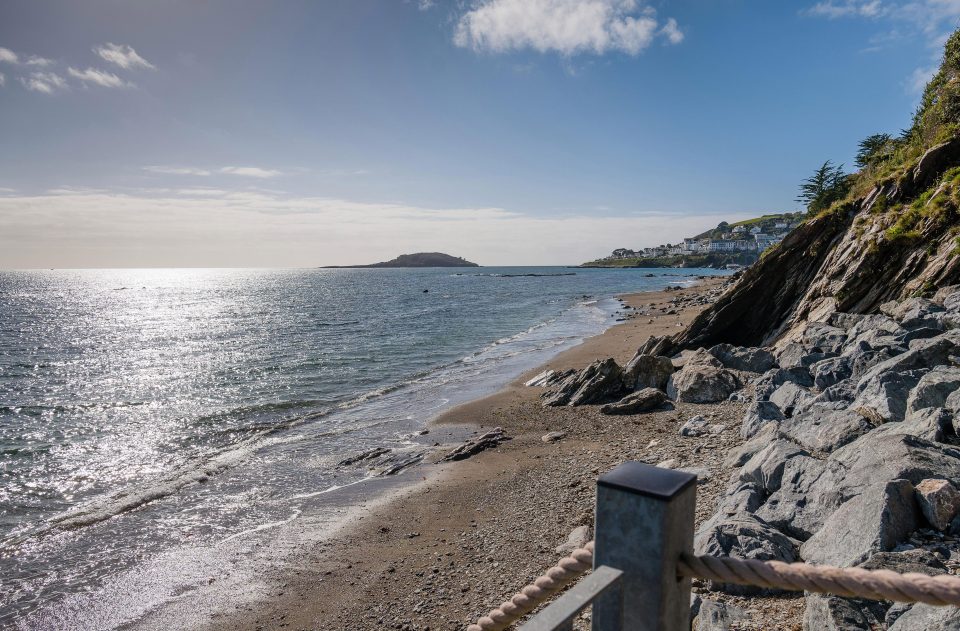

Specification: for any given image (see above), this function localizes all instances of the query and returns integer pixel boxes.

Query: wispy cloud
[0,47,16,64]
[19,71,67,94]
[94,43,155,70]
[806,0,885,18]
[25,54,54,67]
[453,0,684,56]
[805,0,960,31]
[0,47,54,66]
[219,166,284,178]
[144,166,213,176]
[0,73,5,87]
[68,67,132,88]
[0,187,749,268]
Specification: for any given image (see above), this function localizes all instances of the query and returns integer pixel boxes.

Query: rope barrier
[467,542,960,630]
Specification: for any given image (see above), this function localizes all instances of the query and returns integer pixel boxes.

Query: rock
[769,382,815,417]
[740,400,785,439]
[657,458,678,469]
[811,356,853,390]
[934,285,960,307]
[542,358,626,407]
[440,428,508,462]
[853,368,929,424]
[621,353,675,391]
[800,479,920,567]
[338,447,392,466]
[776,343,810,370]
[949,389,960,414]
[678,466,713,482]
[541,431,567,443]
[802,594,884,631]
[907,366,960,413]
[680,415,710,437]
[875,407,953,442]
[887,603,914,627]
[801,322,848,353]
[599,387,667,415]
[555,525,591,554]
[667,364,740,404]
[707,343,777,373]
[881,297,945,327]
[717,480,765,516]
[524,369,574,388]
[887,603,960,630]
[725,422,781,468]
[859,548,948,575]
[694,599,749,631]
[844,315,908,351]
[752,367,815,402]
[739,440,807,494]
[635,334,674,356]
[694,512,799,595]
[915,478,960,531]
[756,455,843,539]
[779,406,875,453]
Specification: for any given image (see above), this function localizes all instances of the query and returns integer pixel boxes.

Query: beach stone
[694,512,798,595]
[915,478,960,531]
[775,342,809,369]
[769,382,815,417]
[906,366,960,413]
[599,387,666,415]
[717,480,764,516]
[801,322,848,353]
[739,440,807,494]
[875,407,953,442]
[440,427,507,462]
[810,355,853,390]
[756,455,844,539]
[778,406,874,453]
[859,548,948,575]
[800,479,920,567]
[740,400,785,439]
[620,353,674,391]
[707,343,777,373]
[802,594,884,631]
[667,363,740,403]
[887,603,960,630]
[844,314,908,350]
[853,368,929,424]
[724,422,780,468]
[542,358,625,407]
[541,431,567,443]
[694,599,749,631]
[555,525,591,554]
[680,415,710,437]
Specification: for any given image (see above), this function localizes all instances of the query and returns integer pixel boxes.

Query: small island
[325,252,479,268]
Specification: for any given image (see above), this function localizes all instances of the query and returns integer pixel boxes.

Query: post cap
[598,461,697,500]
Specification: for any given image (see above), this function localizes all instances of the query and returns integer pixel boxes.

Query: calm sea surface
[0,267,722,628]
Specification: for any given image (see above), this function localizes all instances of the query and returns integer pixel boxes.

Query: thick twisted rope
[679,553,960,606]
[466,542,594,631]
[467,544,960,630]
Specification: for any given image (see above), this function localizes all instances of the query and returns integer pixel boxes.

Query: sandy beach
[202,276,804,631]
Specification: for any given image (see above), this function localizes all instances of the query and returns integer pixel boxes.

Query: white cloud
[0,188,750,268]
[25,55,54,67]
[807,0,886,18]
[144,166,213,176]
[219,166,284,178]
[0,47,18,64]
[19,71,67,94]
[908,63,938,93]
[806,0,960,31]
[68,67,132,88]
[94,43,155,70]
[0,73,4,87]
[453,0,683,56]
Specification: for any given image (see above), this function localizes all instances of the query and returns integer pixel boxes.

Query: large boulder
[881,297,946,328]
[755,454,845,539]
[779,406,875,454]
[620,353,674,391]
[874,407,953,443]
[915,478,960,531]
[887,603,960,630]
[599,387,667,415]
[694,600,749,631]
[739,440,807,494]
[853,369,929,423]
[801,322,848,353]
[694,512,799,595]
[800,479,920,567]
[707,343,777,373]
[740,400,785,439]
[802,594,885,631]
[724,422,781,469]
[541,358,625,407]
[667,364,740,404]
[769,382,815,417]
[810,356,853,390]
[906,366,960,413]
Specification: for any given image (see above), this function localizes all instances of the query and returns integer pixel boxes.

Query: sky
[1,0,959,268]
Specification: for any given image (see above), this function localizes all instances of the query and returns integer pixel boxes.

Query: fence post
[591,461,697,631]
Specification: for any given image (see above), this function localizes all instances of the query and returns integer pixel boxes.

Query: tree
[797,161,849,213]
[855,133,893,169]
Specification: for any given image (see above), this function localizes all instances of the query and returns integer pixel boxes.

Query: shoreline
[185,274,808,631]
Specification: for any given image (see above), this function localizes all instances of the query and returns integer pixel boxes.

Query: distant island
[325,252,479,268]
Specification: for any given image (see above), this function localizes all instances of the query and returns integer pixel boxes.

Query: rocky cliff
[667,34,960,352]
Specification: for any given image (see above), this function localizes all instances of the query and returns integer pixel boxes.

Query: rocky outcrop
[541,358,626,407]
[599,387,667,415]
[620,353,674,391]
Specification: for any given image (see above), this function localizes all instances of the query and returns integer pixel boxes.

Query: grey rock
[717,480,765,516]
[915,478,960,531]
[541,431,567,443]
[694,599,749,631]
[813,378,857,406]
[724,422,780,469]
[440,428,508,462]
[887,603,960,630]
[933,285,960,307]
[779,406,875,453]
[542,358,625,407]
[853,369,930,424]
[949,389,960,414]
[694,512,798,595]
[752,367,814,401]
[667,364,740,404]
[769,382,816,417]
[876,406,953,442]
[680,415,710,437]
[881,297,946,325]
[802,593,884,631]
[775,342,809,370]
[800,479,920,567]
[859,548,949,575]
[599,387,667,415]
[811,355,853,390]
[755,454,844,539]
[739,439,807,494]
[708,343,777,373]
[802,322,848,353]
[555,525,591,554]
[829,311,868,331]
[907,366,960,413]
[740,400,785,439]
[887,603,914,627]
[524,369,573,388]
[621,353,674,391]
[844,314,908,350]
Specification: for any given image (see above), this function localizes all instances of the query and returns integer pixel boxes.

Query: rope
[466,542,594,631]
[678,553,960,607]
[467,544,960,630]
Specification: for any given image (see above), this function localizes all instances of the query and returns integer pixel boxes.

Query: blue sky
[1,0,957,267]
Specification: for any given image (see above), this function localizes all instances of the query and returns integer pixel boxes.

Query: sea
[0,267,723,629]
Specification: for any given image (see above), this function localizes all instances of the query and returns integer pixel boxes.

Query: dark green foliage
[855,134,893,169]
[797,161,850,213]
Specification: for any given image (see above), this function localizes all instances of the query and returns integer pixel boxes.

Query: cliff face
[669,33,960,351]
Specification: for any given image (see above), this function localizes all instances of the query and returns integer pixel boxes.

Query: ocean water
[0,267,721,628]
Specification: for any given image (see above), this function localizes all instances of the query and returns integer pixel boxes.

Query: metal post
[591,461,697,631]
